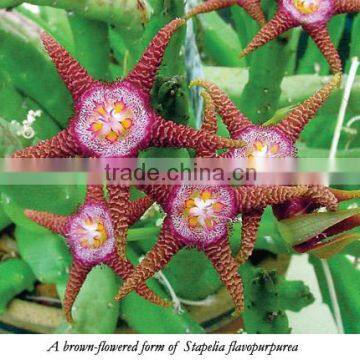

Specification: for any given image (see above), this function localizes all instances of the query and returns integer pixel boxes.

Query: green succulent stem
[0,0,147,31]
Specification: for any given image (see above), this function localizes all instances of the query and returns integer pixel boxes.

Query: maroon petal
[41,32,97,102]
[125,18,185,94]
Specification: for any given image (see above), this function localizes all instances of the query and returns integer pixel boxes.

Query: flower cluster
[16,1,360,320]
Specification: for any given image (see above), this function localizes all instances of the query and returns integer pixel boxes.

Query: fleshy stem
[329,57,360,158]
[324,58,360,334]
[321,259,344,334]
[185,0,204,128]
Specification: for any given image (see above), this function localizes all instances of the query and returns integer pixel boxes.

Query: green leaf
[328,255,360,333]
[0,258,35,314]
[0,11,73,128]
[0,70,60,144]
[278,208,360,246]
[57,266,120,334]
[38,6,73,50]
[310,234,360,259]
[68,15,110,80]
[196,11,245,67]
[310,255,360,334]
[0,204,11,231]
[15,226,71,284]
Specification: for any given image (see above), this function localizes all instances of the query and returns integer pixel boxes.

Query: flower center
[75,216,108,249]
[88,100,133,143]
[183,190,225,230]
[293,0,320,14]
[247,140,280,158]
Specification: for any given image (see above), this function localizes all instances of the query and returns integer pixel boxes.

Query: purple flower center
[230,126,296,159]
[67,204,115,265]
[168,186,237,247]
[282,0,333,23]
[88,100,134,144]
[293,0,320,14]
[72,82,154,157]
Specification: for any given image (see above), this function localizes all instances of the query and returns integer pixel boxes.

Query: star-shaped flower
[190,74,341,263]
[185,0,266,25]
[12,19,243,159]
[191,73,341,155]
[24,184,170,322]
[240,0,360,73]
[112,91,339,314]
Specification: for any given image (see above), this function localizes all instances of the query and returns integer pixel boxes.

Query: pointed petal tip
[114,290,126,302]
[239,49,248,59]
[189,79,202,89]
[65,311,74,324]
[39,30,50,42]
[184,0,265,26]
[146,293,173,308]
[258,18,267,27]
[114,281,140,302]
[232,306,245,317]
[334,71,343,87]
[200,90,214,107]
[331,188,360,202]
[24,208,38,220]
[124,17,185,93]
[40,30,56,51]
[221,138,247,149]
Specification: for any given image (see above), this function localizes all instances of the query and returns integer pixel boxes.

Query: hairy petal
[235,185,320,212]
[63,260,91,323]
[305,186,339,211]
[237,186,307,212]
[276,74,341,142]
[333,0,360,14]
[85,185,105,204]
[114,227,181,301]
[186,0,266,25]
[191,79,252,138]
[106,253,171,307]
[205,238,244,314]
[41,32,96,102]
[197,91,218,158]
[24,209,68,236]
[106,185,130,258]
[238,0,266,25]
[151,116,246,152]
[305,24,343,73]
[127,196,154,225]
[236,209,264,264]
[125,18,185,94]
[240,10,298,58]
[12,129,81,158]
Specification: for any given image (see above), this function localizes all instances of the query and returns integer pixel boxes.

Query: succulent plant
[0,0,359,335]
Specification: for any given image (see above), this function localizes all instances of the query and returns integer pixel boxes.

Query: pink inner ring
[281,0,334,24]
[70,82,155,158]
[166,185,237,247]
[66,203,116,266]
